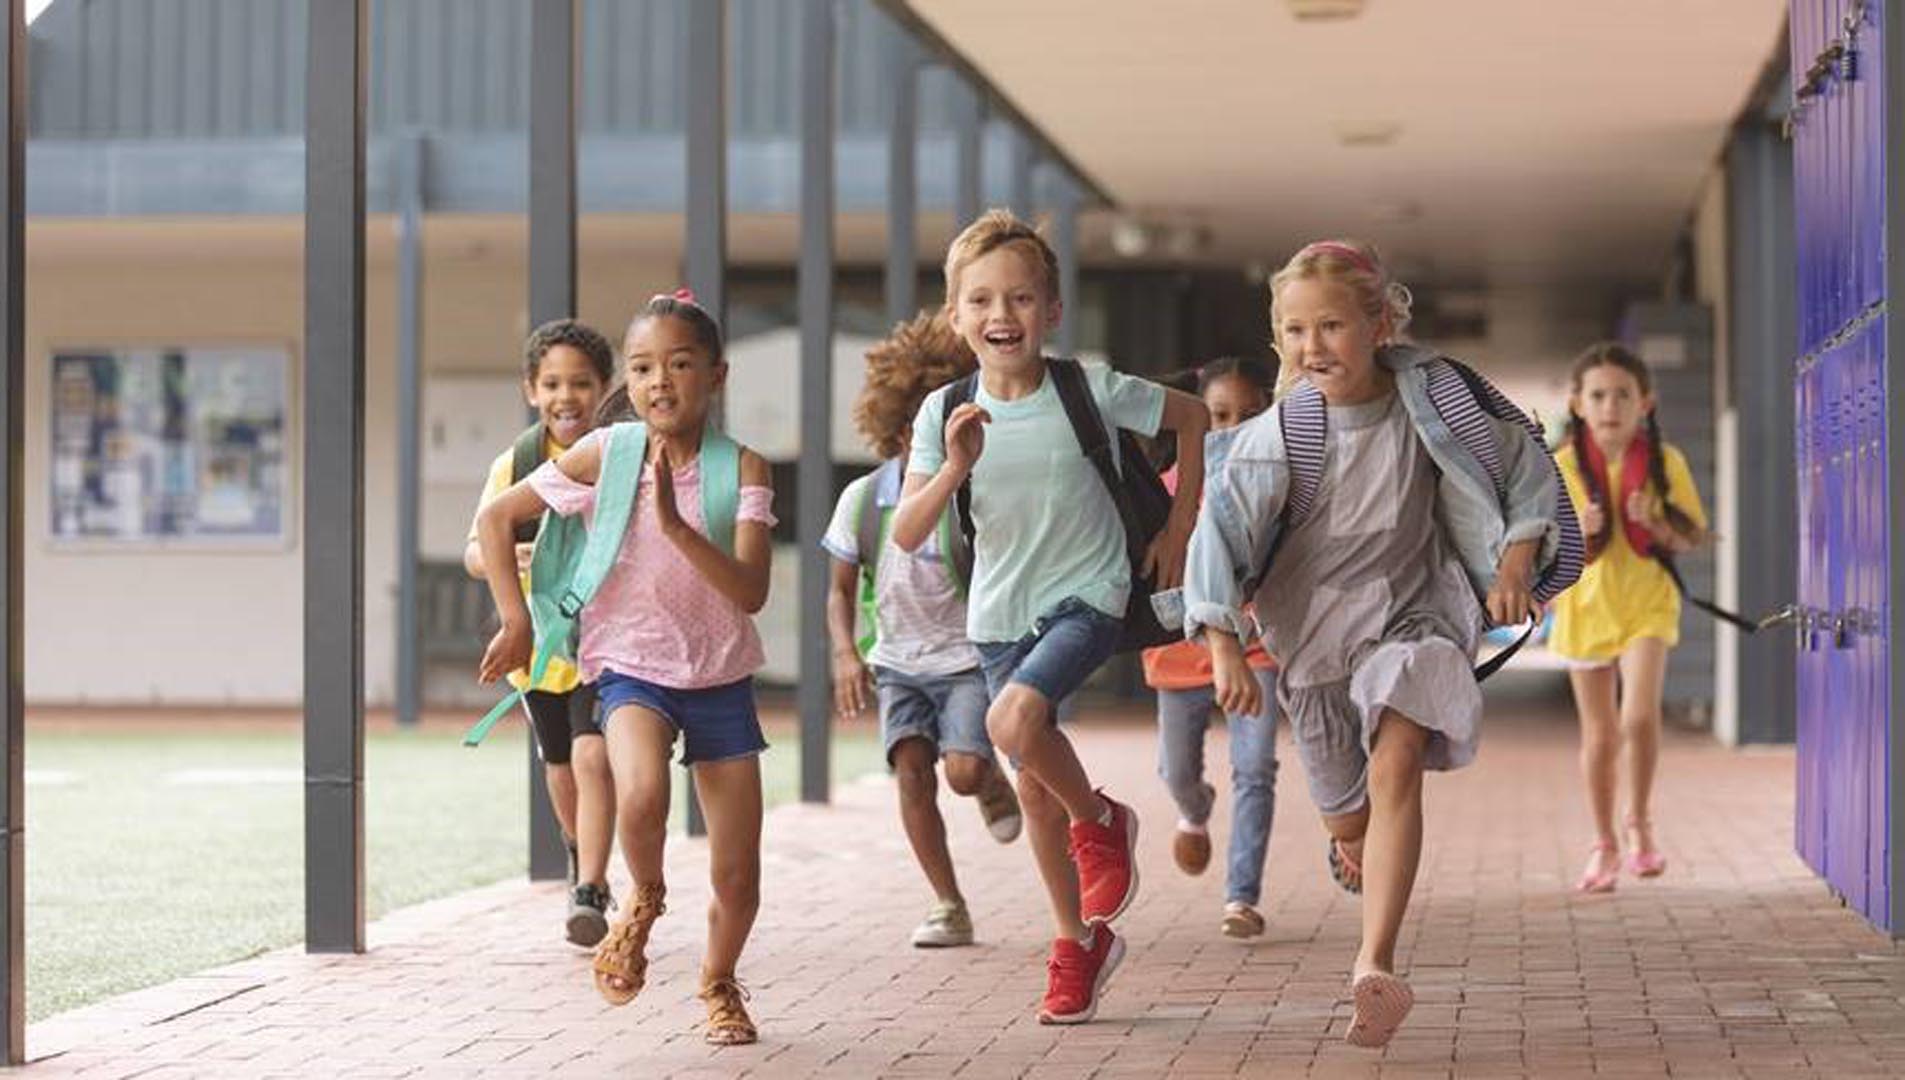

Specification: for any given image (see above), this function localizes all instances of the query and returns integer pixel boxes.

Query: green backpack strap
[466,422,649,746]
[699,428,741,556]
[936,503,971,597]
[508,422,546,544]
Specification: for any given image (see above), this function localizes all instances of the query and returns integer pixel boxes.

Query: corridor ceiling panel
[906,0,1787,287]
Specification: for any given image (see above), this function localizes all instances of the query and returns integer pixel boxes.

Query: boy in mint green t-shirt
[894,210,1210,1026]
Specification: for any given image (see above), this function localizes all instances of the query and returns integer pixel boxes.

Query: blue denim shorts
[975,596,1122,709]
[872,665,994,764]
[593,670,768,766]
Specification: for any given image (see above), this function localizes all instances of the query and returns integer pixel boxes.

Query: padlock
[1839,46,1859,82]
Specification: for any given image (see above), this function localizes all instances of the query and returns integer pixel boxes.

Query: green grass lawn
[25,721,881,1022]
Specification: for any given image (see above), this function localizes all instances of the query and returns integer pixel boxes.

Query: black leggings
[523,685,600,765]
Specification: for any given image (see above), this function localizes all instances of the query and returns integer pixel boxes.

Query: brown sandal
[698,975,757,1045]
[591,884,665,1006]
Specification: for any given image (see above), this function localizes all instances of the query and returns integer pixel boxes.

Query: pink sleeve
[736,485,777,527]
[525,429,606,516]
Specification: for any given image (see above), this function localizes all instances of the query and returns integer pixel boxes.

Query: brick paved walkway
[24,686,1905,1078]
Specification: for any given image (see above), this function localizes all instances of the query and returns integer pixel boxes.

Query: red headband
[1299,241,1378,276]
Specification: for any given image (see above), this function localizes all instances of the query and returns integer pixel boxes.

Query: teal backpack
[464,421,742,746]
[850,457,971,658]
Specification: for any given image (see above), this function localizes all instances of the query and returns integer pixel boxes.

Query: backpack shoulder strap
[1421,357,1511,496]
[565,422,647,608]
[1277,383,1327,529]
[941,375,978,549]
[937,502,971,596]
[509,422,546,543]
[1049,357,1123,485]
[855,460,899,577]
[699,429,742,556]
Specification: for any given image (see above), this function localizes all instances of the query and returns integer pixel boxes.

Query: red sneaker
[1037,923,1126,1025]
[1069,792,1139,924]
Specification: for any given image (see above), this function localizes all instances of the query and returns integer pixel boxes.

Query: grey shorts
[1282,634,1482,817]
[873,665,995,765]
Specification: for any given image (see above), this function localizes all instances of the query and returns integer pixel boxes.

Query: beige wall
[24,217,678,706]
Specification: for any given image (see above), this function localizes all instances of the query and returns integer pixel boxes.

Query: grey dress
[1258,390,1484,817]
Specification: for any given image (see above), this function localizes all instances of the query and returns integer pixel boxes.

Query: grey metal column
[525,0,578,881]
[394,134,426,729]
[682,0,728,840]
[953,80,983,232]
[0,0,23,1059]
[1724,111,1795,745]
[884,24,919,325]
[1054,173,1080,356]
[304,0,368,954]
[797,0,835,805]
[1007,128,1034,221]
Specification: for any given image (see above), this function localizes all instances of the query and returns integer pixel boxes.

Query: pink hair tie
[1300,241,1378,276]
[655,287,700,306]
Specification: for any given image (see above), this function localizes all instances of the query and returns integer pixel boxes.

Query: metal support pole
[682,0,729,840]
[953,80,983,232]
[884,25,919,325]
[797,0,835,805]
[394,134,426,730]
[304,0,367,954]
[1007,128,1034,222]
[1054,173,1079,356]
[0,0,23,1058]
[525,0,578,881]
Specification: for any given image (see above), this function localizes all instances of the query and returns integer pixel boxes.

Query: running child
[823,309,1024,949]
[1549,342,1708,893]
[1141,357,1282,939]
[1184,241,1581,1047]
[476,291,773,1045]
[894,210,1211,1024]
[463,317,618,946]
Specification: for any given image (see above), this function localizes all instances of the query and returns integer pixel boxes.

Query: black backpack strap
[1655,552,1760,633]
[1048,358,1141,544]
[508,422,546,544]
[940,375,978,549]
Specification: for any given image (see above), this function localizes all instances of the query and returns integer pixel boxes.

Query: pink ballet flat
[1624,818,1667,878]
[1575,840,1619,894]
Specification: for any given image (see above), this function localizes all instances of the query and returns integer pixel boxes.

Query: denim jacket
[1183,344,1584,643]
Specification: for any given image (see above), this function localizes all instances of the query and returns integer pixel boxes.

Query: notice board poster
[50,347,290,544]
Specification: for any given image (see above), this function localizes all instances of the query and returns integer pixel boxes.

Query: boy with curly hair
[822,310,1023,948]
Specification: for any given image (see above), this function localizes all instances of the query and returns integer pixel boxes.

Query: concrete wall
[23,217,676,706]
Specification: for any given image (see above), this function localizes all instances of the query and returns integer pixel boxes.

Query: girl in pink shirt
[475,292,774,1046]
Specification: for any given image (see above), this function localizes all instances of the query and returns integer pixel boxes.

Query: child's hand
[1209,631,1260,717]
[1487,541,1539,627]
[1578,499,1605,538]
[831,648,873,719]
[944,403,990,473]
[1623,489,1658,532]
[513,542,536,574]
[478,619,532,684]
[652,444,684,535]
[1141,515,1194,590]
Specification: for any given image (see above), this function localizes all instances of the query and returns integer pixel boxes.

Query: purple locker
[1791,0,1894,930]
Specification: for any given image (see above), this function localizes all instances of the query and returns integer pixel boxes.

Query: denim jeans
[1156,666,1279,905]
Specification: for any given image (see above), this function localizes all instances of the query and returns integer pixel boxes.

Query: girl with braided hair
[1550,342,1708,894]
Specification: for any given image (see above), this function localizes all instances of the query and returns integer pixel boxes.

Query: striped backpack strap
[1278,384,1327,529]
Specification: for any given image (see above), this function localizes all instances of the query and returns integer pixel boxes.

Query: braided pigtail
[1645,410,1698,537]
[1570,409,1609,560]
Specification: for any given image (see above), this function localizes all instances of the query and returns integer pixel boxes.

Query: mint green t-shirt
[909,359,1166,644]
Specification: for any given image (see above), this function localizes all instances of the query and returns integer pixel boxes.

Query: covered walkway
[25,690,1905,1078]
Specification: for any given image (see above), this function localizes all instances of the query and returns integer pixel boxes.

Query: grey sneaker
[910,899,975,948]
[976,768,1023,843]
[566,882,613,947]
[1221,901,1265,939]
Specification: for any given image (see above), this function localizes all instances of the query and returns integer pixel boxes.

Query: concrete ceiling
[906,0,1787,290]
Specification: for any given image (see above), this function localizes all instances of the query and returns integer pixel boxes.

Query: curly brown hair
[854,310,978,459]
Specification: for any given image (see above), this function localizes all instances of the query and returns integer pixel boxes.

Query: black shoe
[566,882,612,947]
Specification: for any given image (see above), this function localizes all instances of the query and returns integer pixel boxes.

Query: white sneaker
[976,768,1023,843]
[910,899,975,948]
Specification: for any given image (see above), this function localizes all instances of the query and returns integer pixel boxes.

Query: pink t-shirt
[527,431,776,690]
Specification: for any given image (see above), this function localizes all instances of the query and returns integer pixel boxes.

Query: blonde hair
[1267,239,1413,395]
[943,209,1061,304]
[853,310,978,460]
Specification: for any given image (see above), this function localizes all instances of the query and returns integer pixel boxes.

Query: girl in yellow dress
[1551,342,1708,893]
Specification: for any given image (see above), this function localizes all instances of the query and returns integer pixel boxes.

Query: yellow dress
[467,433,583,694]
[1548,440,1707,663]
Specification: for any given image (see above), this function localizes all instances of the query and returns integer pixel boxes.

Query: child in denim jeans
[894,211,1210,1025]
[823,310,1023,950]
[1140,358,1280,939]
